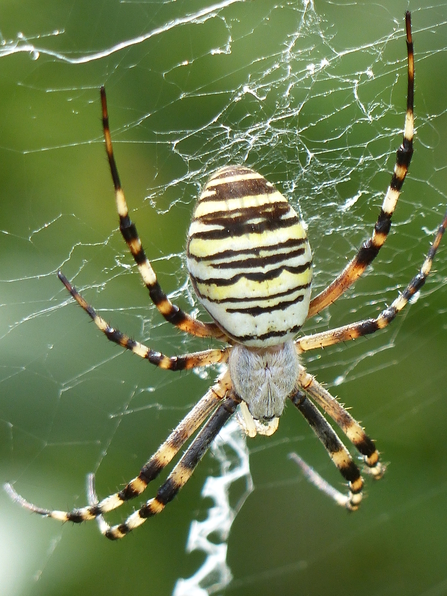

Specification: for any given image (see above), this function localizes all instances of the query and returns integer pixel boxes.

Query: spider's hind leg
[307,11,414,318]
[99,86,226,341]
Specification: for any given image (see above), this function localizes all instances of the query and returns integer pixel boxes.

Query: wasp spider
[5,12,447,540]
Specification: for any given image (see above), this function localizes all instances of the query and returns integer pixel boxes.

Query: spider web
[1,1,447,595]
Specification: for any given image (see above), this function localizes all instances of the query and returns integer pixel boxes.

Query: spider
[5,12,447,540]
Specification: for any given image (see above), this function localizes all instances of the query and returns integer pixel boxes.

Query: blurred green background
[1,1,447,595]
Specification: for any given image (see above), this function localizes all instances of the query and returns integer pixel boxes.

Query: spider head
[228,340,300,423]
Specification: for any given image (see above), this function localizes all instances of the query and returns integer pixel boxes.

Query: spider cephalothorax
[229,341,300,422]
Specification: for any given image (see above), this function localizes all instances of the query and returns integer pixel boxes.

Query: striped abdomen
[186,166,312,347]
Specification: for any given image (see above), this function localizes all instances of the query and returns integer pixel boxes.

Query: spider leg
[296,368,383,477]
[86,473,108,536]
[298,208,447,351]
[308,12,414,318]
[290,391,364,509]
[4,372,232,525]
[289,453,357,510]
[100,87,227,341]
[58,272,229,370]
[95,393,240,540]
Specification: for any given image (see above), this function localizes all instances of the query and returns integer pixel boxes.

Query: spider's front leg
[297,369,383,477]
[290,393,362,510]
[286,352,386,509]
[88,392,241,540]
[289,387,381,511]
[4,372,232,530]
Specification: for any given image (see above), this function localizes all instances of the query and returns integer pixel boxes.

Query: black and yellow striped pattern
[98,393,240,539]
[291,393,365,510]
[100,87,226,342]
[57,272,229,371]
[297,367,384,477]
[187,166,313,347]
[297,205,447,353]
[307,11,414,318]
[3,372,233,535]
